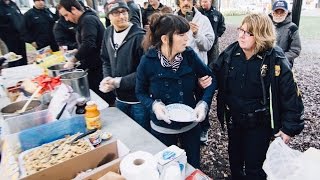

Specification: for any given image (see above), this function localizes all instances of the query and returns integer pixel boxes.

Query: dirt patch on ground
[200,24,320,179]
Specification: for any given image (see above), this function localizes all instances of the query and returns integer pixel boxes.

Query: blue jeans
[116,100,150,131]
[151,124,201,168]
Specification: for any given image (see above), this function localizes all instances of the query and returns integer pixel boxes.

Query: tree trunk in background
[292,0,302,27]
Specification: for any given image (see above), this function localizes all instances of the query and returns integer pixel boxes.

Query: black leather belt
[228,108,270,129]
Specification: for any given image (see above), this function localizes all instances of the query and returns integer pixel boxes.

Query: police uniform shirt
[225,46,266,113]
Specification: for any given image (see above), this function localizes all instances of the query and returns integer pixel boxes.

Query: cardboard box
[20,140,130,180]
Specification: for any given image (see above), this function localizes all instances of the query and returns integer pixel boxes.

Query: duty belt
[227,107,271,129]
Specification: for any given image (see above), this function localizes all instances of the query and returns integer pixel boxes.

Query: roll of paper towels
[120,151,159,180]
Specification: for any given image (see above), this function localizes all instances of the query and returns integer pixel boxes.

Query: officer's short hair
[175,0,197,7]
[240,13,276,54]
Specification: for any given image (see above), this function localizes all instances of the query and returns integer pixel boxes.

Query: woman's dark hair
[142,14,190,54]
[57,0,83,12]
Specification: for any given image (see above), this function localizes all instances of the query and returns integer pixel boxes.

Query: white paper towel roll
[120,151,159,180]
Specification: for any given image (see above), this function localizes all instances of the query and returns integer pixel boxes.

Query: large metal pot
[1,100,42,119]
[47,63,75,77]
[60,71,90,100]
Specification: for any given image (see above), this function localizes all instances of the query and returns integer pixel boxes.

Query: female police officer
[211,13,304,180]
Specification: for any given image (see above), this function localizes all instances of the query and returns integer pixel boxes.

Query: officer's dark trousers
[227,122,272,180]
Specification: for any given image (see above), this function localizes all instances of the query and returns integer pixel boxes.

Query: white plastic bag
[48,84,79,120]
[263,137,302,180]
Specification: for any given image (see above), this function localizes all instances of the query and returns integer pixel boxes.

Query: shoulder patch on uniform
[275,65,280,76]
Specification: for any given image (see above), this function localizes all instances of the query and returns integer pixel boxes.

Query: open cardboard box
[20,140,130,180]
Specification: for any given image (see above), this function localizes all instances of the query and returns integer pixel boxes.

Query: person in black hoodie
[23,0,59,52]
[0,0,27,67]
[100,0,148,130]
[58,0,115,105]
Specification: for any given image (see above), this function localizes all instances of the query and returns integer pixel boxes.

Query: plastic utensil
[20,86,42,113]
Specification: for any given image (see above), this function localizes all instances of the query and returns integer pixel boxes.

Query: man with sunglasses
[57,0,115,105]
[99,0,149,131]
[270,0,301,68]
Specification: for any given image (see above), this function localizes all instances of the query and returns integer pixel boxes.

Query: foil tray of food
[18,133,94,177]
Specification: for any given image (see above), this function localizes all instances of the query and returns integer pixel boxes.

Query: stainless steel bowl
[47,63,74,77]
[1,100,42,119]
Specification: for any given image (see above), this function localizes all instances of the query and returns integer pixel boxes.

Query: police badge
[275,65,281,76]
[213,16,218,22]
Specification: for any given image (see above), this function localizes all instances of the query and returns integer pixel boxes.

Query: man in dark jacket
[198,0,225,143]
[53,16,78,50]
[270,0,301,68]
[199,0,226,65]
[23,0,59,52]
[99,0,148,130]
[58,0,115,104]
[142,0,164,27]
[0,0,27,67]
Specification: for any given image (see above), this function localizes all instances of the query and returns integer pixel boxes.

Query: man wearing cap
[99,0,149,130]
[104,0,143,28]
[270,0,301,68]
[23,0,59,52]
[57,0,115,105]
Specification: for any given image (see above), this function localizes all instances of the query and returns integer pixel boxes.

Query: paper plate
[166,103,196,122]
[2,52,22,62]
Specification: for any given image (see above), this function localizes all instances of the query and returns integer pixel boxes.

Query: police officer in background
[211,13,304,179]
[23,0,59,52]
[53,15,78,50]
[0,0,27,67]
[198,0,225,66]
[198,0,225,143]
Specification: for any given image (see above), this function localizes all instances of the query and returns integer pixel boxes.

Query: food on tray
[21,134,93,176]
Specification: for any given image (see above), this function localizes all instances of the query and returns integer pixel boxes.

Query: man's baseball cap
[272,0,288,11]
[105,0,129,16]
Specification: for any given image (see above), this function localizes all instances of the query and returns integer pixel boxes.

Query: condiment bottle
[85,101,102,130]
[75,97,86,114]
